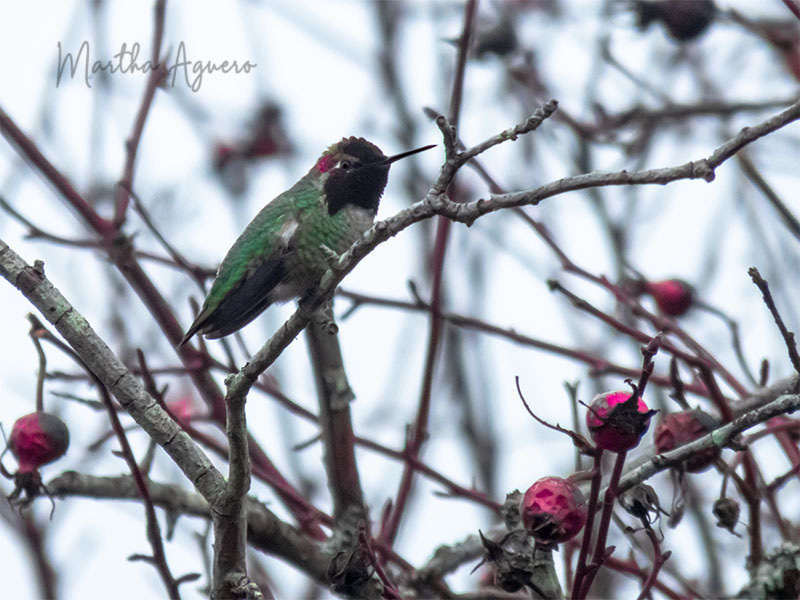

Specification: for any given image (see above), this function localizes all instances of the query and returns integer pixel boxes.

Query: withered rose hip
[586,391,656,453]
[520,476,587,545]
[654,410,719,472]
[713,497,740,534]
[9,412,70,473]
[634,0,717,42]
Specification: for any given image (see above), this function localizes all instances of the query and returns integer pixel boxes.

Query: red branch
[379,0,478,551]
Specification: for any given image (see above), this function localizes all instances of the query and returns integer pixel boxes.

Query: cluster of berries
[519,390,720,546]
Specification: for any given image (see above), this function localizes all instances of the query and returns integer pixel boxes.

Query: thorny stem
[636,527,672,600]
[360,526,403,600]
[570,450,604,600]
[579,450,628,598]
[578,338,660,597]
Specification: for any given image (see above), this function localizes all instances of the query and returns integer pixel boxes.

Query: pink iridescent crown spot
[316,154,336,173]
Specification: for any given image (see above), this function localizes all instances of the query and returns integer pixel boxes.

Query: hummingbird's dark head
[315,137,436,216]
[316,137,390,216]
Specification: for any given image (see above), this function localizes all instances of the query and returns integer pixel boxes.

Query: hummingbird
[179,137,435,346]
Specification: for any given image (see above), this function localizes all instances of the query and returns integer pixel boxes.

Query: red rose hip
[520,476,587,545]
[586,391,656,453]
[9,412,70,473]
[645,279,694,316]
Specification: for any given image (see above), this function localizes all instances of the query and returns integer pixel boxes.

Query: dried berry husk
[713,497,740,534]
[635,0,716,42]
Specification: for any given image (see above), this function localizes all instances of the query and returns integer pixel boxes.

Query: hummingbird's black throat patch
[324,139,390,216]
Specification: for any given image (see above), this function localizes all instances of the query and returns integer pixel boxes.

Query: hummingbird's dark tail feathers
[178,318,205,348]
[200,292,275,340]
[177,258,287,347]
[178,328,196,348]
[178,296,272,347]
[178,307,211,347]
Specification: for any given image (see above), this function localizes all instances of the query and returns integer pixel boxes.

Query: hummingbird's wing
[187,255,289,340]
[179,189,310,346]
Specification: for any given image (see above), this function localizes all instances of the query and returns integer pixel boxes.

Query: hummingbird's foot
[310,300,338,335]
[319,244,341,269]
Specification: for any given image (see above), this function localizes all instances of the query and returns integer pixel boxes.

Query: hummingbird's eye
[339,159,353,170]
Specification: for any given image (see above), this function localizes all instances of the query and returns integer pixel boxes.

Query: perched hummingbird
[179,137,435,346]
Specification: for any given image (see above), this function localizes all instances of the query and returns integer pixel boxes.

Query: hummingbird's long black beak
[382,144,437,165]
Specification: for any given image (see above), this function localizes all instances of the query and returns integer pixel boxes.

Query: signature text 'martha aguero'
[56,41,256,92]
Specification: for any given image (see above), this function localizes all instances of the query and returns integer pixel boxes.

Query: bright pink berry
[645,279,694,316]
[654,410,719,472]
[586,391,655,453]
[168,396,195,426]
[9,412,70,474]
[520,476,587,545]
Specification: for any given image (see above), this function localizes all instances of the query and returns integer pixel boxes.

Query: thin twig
[779,0,800,20]
[516,376,594,454]
[749,267,800,380]
[579,451,628,598]
[379,0,479,552]
[28,318,47,413]
[737,152,800,244]
[570,451,604,599]
[127,185,209,287]
[635,527,672,600]
[112,0,168,228]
